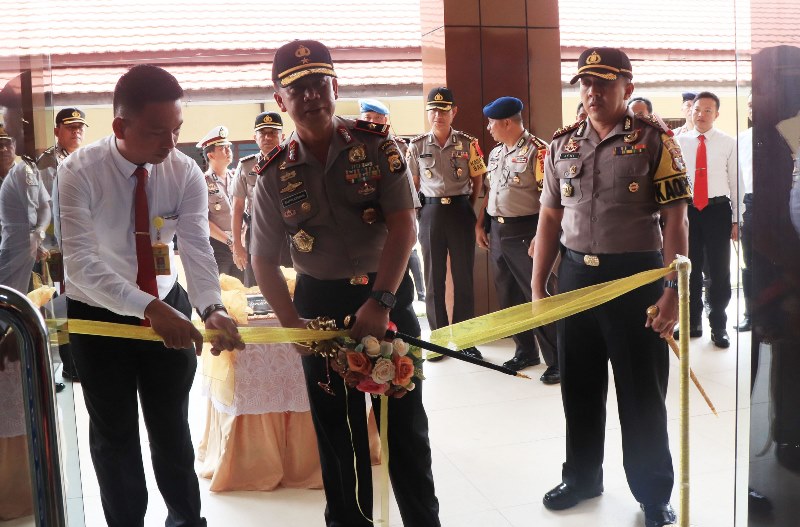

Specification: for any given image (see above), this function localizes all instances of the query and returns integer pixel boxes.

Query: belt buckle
[440,197,452,205]
[497,216,505,224]
[583,254,600,267]
[349,275,369,286]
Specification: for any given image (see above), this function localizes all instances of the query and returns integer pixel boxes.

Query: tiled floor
[7,297,754,527]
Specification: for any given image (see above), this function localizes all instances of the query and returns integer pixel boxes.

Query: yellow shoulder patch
[653,132,691,205]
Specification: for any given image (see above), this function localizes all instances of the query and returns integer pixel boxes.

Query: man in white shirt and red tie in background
[58,64,243,527]
[675,91,738,348]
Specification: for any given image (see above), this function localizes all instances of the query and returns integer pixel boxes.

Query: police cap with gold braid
[56,107,88,126]
[0,123,12,142]
[426,87,455,111]
[272,39,337,88]
[569,47,633,85]
[254,111,283,131]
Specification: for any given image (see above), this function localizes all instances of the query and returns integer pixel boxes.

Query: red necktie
[134,167,158,324]
[694,134,708,210]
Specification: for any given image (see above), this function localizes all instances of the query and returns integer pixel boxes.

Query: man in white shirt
[58,64,243,527]
[676,91,738,348]
[672,92,696,136]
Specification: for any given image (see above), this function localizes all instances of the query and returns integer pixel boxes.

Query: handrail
[0,286,66,526]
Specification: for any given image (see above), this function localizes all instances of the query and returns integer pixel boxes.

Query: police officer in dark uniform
[250,40,440,527]
[475,96,559,382]
[197,125,244,281]
[406,87,486,359]
[37,107,88,194]
[532,48,691,527]
[231,112,284,286]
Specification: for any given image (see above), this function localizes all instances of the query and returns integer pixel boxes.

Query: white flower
[392,339,408,356]
[405,382,416,392]
[371,357,396,384]
[380,341,394,358]
[362,336,381,357]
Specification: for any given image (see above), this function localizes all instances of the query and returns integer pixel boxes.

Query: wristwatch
[226,238,234,248]
[369,290,397,310]
[199,303,228,322]
[33,229,45,241]
[664,279,678,290]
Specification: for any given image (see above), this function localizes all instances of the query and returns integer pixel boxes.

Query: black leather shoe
[55,382,66,393]
[542,482,603,510]
[640,502,676,526]
[711,329,730,348]
[673,324,702,340]
[748,487,772,514]
[736,317,752,332]
[540,365,560,384]
[503,355,540,372]
[460,347,483,360]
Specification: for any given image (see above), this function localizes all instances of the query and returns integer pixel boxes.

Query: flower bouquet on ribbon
[332,336,425,398]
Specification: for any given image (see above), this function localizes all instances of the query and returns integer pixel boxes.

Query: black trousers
[741,193,753,320]
[557,249,674,505]
[688,201,732,329]
[210,237,244,282]
[243,227,257,288]
[418,200,476,330]
[68,283,205,527]
[489,217,557,366]
[294,272,440,527]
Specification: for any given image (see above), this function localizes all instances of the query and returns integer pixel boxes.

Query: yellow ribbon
[430,264,673,350]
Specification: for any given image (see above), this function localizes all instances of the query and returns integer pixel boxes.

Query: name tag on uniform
[559,153,580,159]
[512,156,528,163]
[419,153,433,158]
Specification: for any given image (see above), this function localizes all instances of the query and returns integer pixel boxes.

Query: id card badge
[152,216,171,275]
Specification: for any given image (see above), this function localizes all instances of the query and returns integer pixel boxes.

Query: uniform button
[594,193,600,198]
[591,216,597,222]
[594,170,600,176]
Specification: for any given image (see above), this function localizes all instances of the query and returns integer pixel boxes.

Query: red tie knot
[134,166,148,182]
[698,134,705,143]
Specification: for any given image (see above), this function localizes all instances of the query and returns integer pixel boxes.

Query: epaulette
[410,132,428,143]
[238,153,257,163]
[21,155,36,168]
[553,120,583,139]
[254,144,285,175]
[638,113,673,136]
[530,135,549,151]
[353,119,390,137]
[455,130,479,143]
[35,146,55,164]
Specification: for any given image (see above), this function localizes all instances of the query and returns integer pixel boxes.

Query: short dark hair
[113,65,184,117]
[628,96,653,114]
[693,91,720,110]
[576,101,584,113]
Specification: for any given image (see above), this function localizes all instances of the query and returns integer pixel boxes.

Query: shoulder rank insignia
[455,130,479,144]
[530,135,549,152]
[353,119,390,137]
[638,113,674,136]
[553,119,584,139]
[254,144,285,175]
[410,132,428,143]
[238,153,257,163]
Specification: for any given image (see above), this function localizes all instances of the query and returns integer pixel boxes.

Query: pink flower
[357,377,389,395]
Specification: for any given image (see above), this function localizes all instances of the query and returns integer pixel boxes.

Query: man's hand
[36,246,50,262]
[204,310,245,356]
[475,222,489,249]
[0,328,20,371]
[232,242,248,271]
[645,289,679,338]
[731,222,739,242]
[144,299,205,355]
[527,237,536,259]
[350,300,390,342]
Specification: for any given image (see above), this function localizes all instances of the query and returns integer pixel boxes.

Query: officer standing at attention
[250,40,440,527]
[475,96,559,382]
[198,125,243,281]
[532,48,691,527]
[37,107,88,194]
[406,86,486,359]
[231,112,284,286]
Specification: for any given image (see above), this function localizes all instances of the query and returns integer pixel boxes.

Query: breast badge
[424,169,432,178]
[623,129,641,143]
[291,229,315,253]
[280,170,297,181]
[564,139,580,153]
[562,180,574,197]
[301,202,312,212]
[362,207,379,224]
[628,182,640,193]
[358,183,376,196]
[281,181,303,193]
[214,203,222,211]
[349,144,367,163]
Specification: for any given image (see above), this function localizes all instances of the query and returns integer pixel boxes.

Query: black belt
[490,214,538,225]
[422,195,469,205]
[297,272,376,286]
[562,247,661,267]
[696,196,730,207]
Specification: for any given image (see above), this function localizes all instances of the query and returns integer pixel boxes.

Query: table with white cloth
[197,317,383,492]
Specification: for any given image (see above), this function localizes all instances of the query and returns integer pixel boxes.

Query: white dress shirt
[676,127,739,220]
[0,161,51,293]
[58,135,222,319]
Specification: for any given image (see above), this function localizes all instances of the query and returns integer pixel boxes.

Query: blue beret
[359,98,390,115]
[681,92,697,102]
[483,96,523,119]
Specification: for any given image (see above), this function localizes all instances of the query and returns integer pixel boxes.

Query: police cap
[254,112,283,131]
[426,87,455,111]
[682,92,697,102]
[569,48,633,85]
[272,39,337,88]
[0,123,12,142]
[196,125,232,150]
[359,98,390,116]
[483,96,523,119]
[56,107,88,126]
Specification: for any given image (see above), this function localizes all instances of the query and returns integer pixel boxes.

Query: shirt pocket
[343,163,382,205]
[279,189,318,227]
[448,151,470,182]
[612,153,651,203]
[553,159,584,204]
[418,155,436,181]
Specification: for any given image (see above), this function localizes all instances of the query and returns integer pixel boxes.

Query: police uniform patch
[338,126,353,144]
[282,190,308,208]
[254,144,284,175]
[349,144,367,163]
[280,170,297,181]
[353,119,390,136]
[280,181,303,193]
[287,140,299,162]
